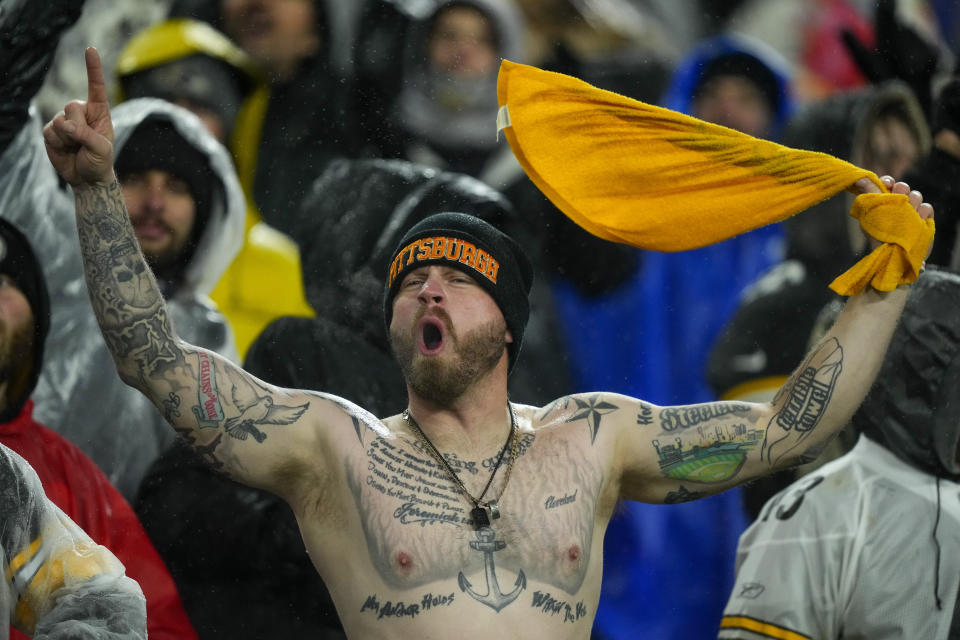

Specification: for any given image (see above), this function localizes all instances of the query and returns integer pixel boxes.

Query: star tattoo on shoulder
[567,395,619,444]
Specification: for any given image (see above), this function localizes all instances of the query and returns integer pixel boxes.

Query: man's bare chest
[341,429,605,595]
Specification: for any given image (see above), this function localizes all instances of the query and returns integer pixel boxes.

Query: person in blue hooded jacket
[583,33,796,640]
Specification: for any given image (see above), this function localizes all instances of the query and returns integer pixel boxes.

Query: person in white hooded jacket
[0,0,245,500]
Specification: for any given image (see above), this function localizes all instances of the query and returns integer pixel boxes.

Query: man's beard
[0,318,32,380]
[390,311,507,406]
[0,316,35,412]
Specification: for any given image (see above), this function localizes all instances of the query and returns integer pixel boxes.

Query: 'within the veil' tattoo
[566,395,619,444]
[762,338,843,465]
[530,591,587,624]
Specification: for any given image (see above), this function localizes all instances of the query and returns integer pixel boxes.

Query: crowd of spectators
[3,0,959,637]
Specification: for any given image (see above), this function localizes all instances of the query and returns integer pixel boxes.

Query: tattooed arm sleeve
[0,445,146,639]
[612,287,909,503]
[70,180,342,493]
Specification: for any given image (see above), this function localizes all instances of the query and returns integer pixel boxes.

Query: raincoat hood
[782,81,930,179]
[115,18,260,99]
[293,158,519,348]
[779,81,930,279]
[111,98,246,297]
[853,267,960,480]
[0,0,240,503]
[115,18,262,140]
[661,33,794,140]
[394,0,526,151]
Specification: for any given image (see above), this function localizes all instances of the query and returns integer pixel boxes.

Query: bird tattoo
[223,369,309,442]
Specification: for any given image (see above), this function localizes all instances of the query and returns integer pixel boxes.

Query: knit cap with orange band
[383,212,534,371]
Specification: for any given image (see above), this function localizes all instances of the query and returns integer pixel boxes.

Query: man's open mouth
[419,318,445,354]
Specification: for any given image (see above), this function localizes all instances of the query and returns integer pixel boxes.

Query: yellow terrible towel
[495,60,933,295]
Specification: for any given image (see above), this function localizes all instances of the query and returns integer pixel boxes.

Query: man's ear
[505,328,513,344]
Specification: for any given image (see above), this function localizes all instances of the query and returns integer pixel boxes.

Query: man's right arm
[70,177,352,495]
[44,49,367,497]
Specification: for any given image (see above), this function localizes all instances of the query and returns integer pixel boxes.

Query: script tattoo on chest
[345,426,601,606]
[365,437,470,527]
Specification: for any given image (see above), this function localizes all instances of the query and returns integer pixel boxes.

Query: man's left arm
[605,178,932,503]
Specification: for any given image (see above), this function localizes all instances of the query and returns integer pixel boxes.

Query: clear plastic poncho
[0,100,245,500]
[0,443,146,639]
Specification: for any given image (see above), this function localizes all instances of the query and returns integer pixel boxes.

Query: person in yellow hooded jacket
[115,17,314,358]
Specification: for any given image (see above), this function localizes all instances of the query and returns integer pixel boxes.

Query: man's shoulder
[522,393,636,449]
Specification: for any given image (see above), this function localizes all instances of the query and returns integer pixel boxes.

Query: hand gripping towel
[495,60,934,295]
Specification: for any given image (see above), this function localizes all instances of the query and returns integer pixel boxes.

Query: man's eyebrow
[400,268,429,282]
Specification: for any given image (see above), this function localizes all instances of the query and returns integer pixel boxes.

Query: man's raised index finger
[85,46,109,106]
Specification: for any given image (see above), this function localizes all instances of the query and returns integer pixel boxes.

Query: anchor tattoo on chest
[458,527,526,611]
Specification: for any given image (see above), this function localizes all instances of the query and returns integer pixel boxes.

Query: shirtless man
[43,48,933,639]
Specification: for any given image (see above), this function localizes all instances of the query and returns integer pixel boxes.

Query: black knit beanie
[383,212,533,371]
[0,219,50,421]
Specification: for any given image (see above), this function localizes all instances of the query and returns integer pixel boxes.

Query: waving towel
[495,60,933,295]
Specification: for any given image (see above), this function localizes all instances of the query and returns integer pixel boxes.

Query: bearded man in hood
[0,0,245,500]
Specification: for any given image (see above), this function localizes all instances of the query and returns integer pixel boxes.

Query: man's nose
[417,275,445,305]
[143,181,167,212]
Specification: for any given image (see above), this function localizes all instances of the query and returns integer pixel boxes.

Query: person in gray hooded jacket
[719,266,960,640]
[0,0,245,500]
